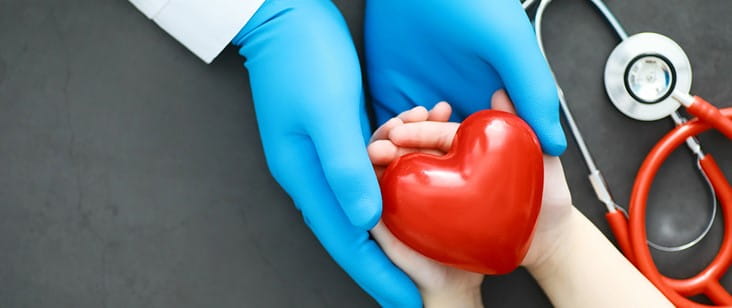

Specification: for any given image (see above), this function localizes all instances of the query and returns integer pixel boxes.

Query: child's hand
[485,91,573,270]
[370,91,671,307]
[368,103,484,308]
[368,90,574,302]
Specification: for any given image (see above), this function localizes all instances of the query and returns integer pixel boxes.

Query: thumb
[478,1,567,155]
[490,89,517,114]
[310,116,382,230]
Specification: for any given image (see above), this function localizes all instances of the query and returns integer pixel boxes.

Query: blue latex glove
[365,0,567,156]
[232,0,421,306]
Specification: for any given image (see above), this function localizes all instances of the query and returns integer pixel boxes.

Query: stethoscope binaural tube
[676,93,732,140]
[625,107,732,307]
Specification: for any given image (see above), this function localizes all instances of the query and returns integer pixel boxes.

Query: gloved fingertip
[513,91,567,156]
[345,197,382,230]
[537,124,567,156]
[369,269,422,308]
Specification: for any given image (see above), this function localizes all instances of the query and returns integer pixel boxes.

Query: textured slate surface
[0,0,730,306]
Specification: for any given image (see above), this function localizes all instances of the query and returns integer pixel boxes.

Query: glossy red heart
[380,110,544,275]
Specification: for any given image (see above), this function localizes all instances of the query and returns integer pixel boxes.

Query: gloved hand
[365,0,567,155]
[232,0,420,306]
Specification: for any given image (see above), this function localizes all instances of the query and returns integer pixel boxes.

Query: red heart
[380,110,544,274]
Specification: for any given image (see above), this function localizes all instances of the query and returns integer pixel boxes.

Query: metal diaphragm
[604,33,692,121]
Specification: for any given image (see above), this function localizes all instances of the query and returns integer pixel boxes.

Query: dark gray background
[1,0,731,307]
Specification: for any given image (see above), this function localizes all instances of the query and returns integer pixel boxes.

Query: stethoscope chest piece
[604,32,692,121]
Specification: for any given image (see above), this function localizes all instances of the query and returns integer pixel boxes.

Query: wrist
[523,206,581,275]
[423,287,483,308]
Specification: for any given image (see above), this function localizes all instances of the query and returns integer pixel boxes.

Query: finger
[370,117,404,143]
[370,222,398,256]
[404,148,444,157]
[371,103,449,148]
[389,122,460,153]
[370,221,423,275]
[478,1,567,155]
[427,101,453,122]
[310,114,383,229]
[264,135,421,307]
[490,89,518,114]
[369,140,445,167]
[371,221,456,288]
[397,106,430,123]
[368,140,399,166]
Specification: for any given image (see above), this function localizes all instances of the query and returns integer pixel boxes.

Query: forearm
[526,207,672,308]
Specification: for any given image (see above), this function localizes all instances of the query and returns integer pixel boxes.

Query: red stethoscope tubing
[607,97,732,307]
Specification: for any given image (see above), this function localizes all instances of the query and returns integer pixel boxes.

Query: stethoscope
[523,0,732,306]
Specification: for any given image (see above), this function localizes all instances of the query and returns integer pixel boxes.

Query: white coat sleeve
[129,0,265,64]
